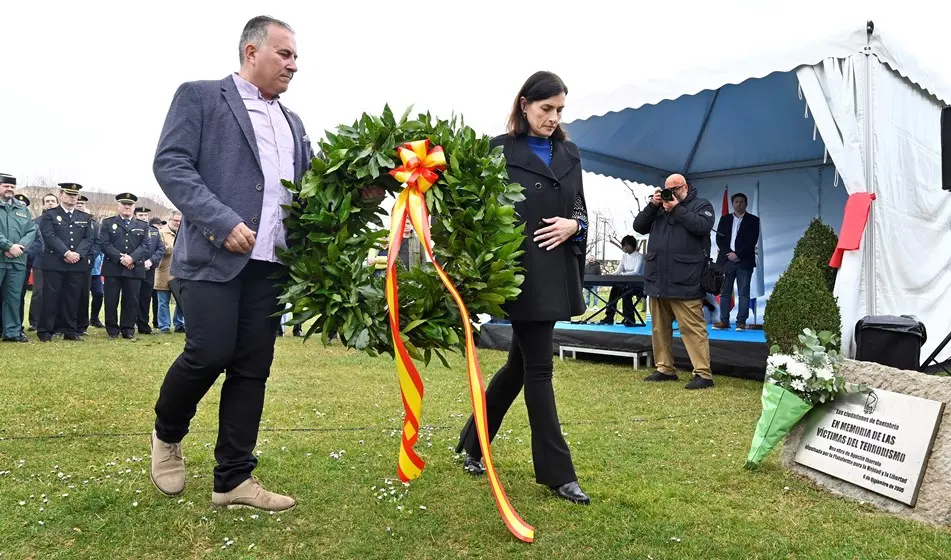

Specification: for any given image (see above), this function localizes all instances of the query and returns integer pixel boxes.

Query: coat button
[534,182,542,190]
[255,184,263,192]
[553,181,561,190]
[251,217,259,225]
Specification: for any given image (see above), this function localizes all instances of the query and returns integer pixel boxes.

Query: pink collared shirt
[232,73,295,264]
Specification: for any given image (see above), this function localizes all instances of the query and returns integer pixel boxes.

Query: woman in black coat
[455,71,590,505]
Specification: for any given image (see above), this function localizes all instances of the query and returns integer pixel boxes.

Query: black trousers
[137,269,155,333]
[604,285,637,323]
[154,259,285,492]
[39,270,85,338]
[76,274,91,332]
[456,320,577,487]
[151,290,159,328]
[29,268,44,328]
[104,276,142,337]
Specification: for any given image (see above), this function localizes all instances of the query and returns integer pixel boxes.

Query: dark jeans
[153,259,285,492]
[90,275,104,325]
[719,263,753,325]
[456,320,577,487]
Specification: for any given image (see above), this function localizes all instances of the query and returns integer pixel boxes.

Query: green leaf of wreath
[278,108,525,360]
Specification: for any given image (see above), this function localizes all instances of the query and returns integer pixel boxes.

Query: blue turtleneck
[526,135,552,166]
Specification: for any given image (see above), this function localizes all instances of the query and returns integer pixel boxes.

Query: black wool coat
[492,134,587,322]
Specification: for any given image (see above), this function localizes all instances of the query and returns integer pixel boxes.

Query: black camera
[660,188,675,201]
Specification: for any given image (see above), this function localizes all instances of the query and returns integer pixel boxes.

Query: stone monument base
[781,359,951,525]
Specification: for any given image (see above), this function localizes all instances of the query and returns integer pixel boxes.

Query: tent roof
[565,22,951,185]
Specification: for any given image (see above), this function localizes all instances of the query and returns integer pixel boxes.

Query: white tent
[564,21,951,363]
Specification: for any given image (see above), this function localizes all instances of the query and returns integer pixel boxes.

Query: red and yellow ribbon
[385,139,535,543]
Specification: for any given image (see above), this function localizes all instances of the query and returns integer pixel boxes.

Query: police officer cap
[0,173,15,185]
[149,217,164,226]
[78,195,89,202]
[59,182,83,195]
[116,192,138,204]
[135,207,152,214]
[14,193,29,206]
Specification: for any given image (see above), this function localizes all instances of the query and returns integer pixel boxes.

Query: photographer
[633,174,715,390]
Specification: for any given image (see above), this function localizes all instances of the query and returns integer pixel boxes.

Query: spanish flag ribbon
[390,139,446,193]
[385,140,535,543]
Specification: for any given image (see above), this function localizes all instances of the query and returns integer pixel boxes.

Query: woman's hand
[533,217,579,251]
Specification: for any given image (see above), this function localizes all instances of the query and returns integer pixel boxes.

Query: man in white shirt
[714,193,760,330]
[600,236,643,326]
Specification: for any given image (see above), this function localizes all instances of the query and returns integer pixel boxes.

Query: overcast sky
[2,0,948,258]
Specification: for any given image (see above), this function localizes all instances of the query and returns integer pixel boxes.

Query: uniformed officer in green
[98,193,152,339]
[0,174,36,342]
[12,193,33,338]
[36,182,95,342]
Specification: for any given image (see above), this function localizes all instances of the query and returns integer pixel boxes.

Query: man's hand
[662,196,680,213]
[120,254,134,268]
[7,244,24,258]
[534,217,579,251]
[144,259,153,270]
[64,251,80,264]
[3,251,13,259]
[651,188,663,207]
[727,252,739,262]
[359,185,386,202]
[223,222,256,254]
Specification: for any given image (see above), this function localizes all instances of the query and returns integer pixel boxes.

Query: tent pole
[863,22,877,317]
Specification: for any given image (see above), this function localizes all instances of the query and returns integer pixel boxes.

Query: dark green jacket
[0,199,36,269]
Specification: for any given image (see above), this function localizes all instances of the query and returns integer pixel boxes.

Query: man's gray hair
[238,15,294,65]
[170,210,182,218]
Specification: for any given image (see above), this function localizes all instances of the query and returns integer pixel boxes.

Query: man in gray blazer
[149,15,312,511]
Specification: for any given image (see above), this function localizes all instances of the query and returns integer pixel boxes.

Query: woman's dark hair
[621,235,638,250]
[506,71,569,141]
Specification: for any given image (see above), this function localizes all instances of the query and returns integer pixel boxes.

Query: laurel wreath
[278,106,526,366]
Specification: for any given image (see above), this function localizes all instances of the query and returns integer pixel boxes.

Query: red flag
[830,193,876,268]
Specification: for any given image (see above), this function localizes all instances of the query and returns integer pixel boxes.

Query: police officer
[99,193,151,339]
[74,195,100,334]
[133,208,164,334]
[0,174,36,342]
[36,182,96,342]
[12,193,33,338]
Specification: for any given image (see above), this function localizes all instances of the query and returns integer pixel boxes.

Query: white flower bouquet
[746,329,861,468]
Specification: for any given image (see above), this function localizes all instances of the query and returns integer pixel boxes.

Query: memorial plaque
[794,387,944,506]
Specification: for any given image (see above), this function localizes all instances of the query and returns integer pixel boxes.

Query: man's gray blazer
[153,74,313,282]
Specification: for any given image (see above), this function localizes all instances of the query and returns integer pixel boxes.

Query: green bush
[791,218,839,292]
[763,257,842,353]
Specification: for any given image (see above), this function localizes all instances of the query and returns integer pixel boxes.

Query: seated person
[600,236,644,326]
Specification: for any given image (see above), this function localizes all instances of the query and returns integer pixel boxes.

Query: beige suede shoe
[211,477,296,512]
[150,431,185,496]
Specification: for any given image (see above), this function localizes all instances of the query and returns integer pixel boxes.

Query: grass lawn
[2,327,951,559]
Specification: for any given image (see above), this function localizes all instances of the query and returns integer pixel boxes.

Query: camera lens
[661,188,674,201]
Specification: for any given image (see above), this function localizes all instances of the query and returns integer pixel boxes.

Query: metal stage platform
[477,320,768,381]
